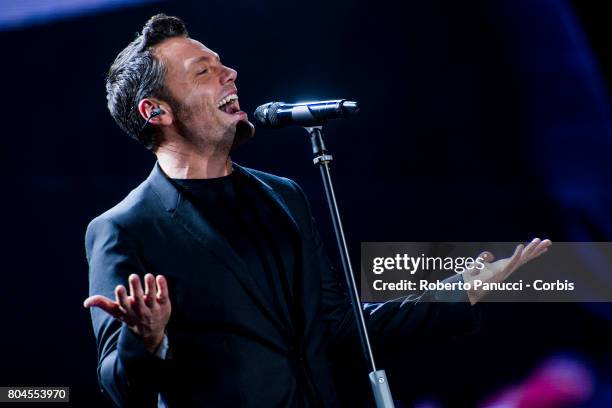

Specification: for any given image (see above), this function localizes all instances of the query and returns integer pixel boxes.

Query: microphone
[254,99,359,129]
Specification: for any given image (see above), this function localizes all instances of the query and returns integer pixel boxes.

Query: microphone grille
[254,103,269,126]
[254,102,283,128]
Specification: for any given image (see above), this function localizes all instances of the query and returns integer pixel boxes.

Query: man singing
[83,14,550,407]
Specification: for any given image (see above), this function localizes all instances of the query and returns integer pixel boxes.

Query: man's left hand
[464,238,552,304]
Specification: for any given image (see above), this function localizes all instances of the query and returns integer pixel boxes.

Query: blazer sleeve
[85,216,170,407]
[284,179,480,350]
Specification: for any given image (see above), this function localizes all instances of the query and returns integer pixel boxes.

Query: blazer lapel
[232,163,302,295]
[232,164,311,337]
[147,162,289,335]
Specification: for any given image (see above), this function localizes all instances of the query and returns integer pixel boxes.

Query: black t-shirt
[171,171,301,328]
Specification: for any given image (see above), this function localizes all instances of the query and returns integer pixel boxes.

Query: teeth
[217,94,238,108]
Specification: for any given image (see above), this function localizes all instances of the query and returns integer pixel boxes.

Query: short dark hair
[106,14,188,150]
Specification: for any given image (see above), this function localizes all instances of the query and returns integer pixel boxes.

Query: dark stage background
[1,0,612,406]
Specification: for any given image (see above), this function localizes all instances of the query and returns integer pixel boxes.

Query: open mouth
[217,94,241,114]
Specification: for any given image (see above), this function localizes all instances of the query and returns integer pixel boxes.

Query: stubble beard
[174,100,235,158]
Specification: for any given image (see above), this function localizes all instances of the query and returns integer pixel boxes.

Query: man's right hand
[83,274,171,353]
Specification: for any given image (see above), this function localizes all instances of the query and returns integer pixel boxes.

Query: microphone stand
[303,126,395,408]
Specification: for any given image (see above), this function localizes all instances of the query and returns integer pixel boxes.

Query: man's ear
[137,98,173,126]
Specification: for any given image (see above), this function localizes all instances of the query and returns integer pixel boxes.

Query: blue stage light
[0,0,161,31]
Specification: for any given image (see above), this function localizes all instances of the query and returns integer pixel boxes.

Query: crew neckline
[172,171,236,188]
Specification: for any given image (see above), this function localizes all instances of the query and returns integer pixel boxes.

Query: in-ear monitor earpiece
[140,107,165,134]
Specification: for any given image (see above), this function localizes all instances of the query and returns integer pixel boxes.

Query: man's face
[154,37,254,148]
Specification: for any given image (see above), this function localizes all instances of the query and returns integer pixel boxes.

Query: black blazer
[86,162,476,407]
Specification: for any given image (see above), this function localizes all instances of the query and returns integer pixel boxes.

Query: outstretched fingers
[84,274,170,325]
[510,238,552,272]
